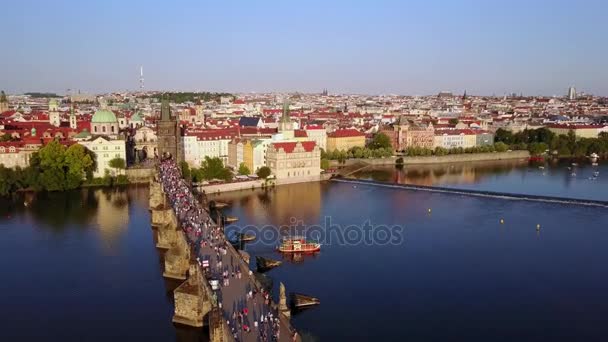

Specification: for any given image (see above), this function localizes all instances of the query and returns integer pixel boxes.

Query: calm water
[351,159,608,201]
[1,161,608,341]
[0,187,205,341]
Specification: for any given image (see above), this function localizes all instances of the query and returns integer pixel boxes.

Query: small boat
[572,162,578,166]
[256,256,282,271]
[291,293,320,309]
[589,153,599,159]
[224,216,239,223]
[277,236,321,253]
[239,233,256,242]
[538,166,545,170]
[592,162,599,166]
[214,201,229,209]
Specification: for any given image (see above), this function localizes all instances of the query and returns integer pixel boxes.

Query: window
[94,126,98,133]
[111,126,115,133]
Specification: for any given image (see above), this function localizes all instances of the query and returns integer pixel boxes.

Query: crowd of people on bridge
[159,159,292,342]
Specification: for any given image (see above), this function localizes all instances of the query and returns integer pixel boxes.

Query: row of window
[0,146,17,153]
[93,125,116,133]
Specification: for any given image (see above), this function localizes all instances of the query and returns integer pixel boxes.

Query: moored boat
[224,216,239,223]
[256,256,282,271]
[291,293,320,308]
[277,236,321,253]
[239,232,256,242]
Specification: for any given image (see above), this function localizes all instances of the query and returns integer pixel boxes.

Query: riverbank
[329,151,530,167]
[197,174,332,194]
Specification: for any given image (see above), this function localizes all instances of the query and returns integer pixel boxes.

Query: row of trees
[0,140,127,196]
[142,92,233,104]
[495,128,608,157]
[322,132,394,163]
[402,142,511,157]
[181,157,273,183]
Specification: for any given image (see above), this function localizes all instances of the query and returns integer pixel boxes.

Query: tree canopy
[368,132,392,150]
[192,157,232,181]
[256,166,271,179]
[238,163,251,175]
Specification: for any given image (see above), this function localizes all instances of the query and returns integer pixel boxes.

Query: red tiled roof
[271,141,317,153]
[327,129,365,138]
[294,130,308,138]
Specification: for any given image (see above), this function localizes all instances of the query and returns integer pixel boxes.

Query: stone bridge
[149,169,300,342]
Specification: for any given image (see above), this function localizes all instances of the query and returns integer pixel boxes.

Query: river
[1,160,607,341]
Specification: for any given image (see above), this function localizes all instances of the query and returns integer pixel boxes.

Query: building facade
[80,136,126,177]
[326,129,366,152]
[157,100,182,162]
[266,141,321,179]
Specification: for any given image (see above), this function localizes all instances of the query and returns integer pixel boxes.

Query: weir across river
[333,177,608,208]
[149,160,298,342]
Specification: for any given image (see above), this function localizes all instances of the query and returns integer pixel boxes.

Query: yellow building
[546,124,608,139]
[326,129,365,152]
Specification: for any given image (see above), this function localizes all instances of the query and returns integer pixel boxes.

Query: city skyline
[2,0,608,96]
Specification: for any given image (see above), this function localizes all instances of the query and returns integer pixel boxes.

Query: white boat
[589,153,599,159]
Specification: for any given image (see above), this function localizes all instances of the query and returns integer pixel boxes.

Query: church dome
[131,111,144,122]
[92,109,118,123]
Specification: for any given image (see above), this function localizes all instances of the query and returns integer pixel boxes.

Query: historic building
[79,136,126,177]
[266,141,321,179]
[381,117,434,151]
[157,100,182,162]
[91,109,119,137]
[326,129,366,152]
[0,91,9,113]
[278,102,294,140]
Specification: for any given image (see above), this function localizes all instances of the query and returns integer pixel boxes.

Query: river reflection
[351,159,608,201]
[0,186,205,341]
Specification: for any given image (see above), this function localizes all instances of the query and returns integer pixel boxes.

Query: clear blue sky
[2,0,607,96]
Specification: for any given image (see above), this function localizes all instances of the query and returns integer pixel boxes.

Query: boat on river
[277,236,321,253]
[224,216,239,223]
[256,256,282,271]
[291,293,320,308]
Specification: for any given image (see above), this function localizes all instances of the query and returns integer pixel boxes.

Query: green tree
[1,134,13,142]
[180,161,191,180]
[448,118,459,125]
[494,142,509,152]
[200,157,232,181]
[65,144,94,179]
[369,132,392,150]
[38,140,67,169]
[256,166,271,179]
[238,163,251,175]
[321,158,330,170]
[109,157,126,170]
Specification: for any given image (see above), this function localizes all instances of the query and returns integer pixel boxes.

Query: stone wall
[126,167,155,183]
[197,173,332,194]
[330,151,530,167]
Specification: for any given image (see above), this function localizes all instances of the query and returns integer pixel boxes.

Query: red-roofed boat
[277,236,321,253]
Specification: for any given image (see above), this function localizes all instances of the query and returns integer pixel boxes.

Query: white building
[304,125,327,150]
[80,136,126,177]
[182,131,233,167]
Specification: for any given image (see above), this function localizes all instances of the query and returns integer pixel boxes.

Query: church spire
[160,99,171,121]
[281,100,290,123]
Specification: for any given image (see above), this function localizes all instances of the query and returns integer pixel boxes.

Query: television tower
[139,66,144,90]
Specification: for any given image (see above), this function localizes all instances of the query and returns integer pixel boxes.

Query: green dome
[91,109,117,123]
[131,111,144,122]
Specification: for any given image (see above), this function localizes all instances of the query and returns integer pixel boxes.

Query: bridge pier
[149,180,166,210]
[172,262,213,327]
[163,229,190,280]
